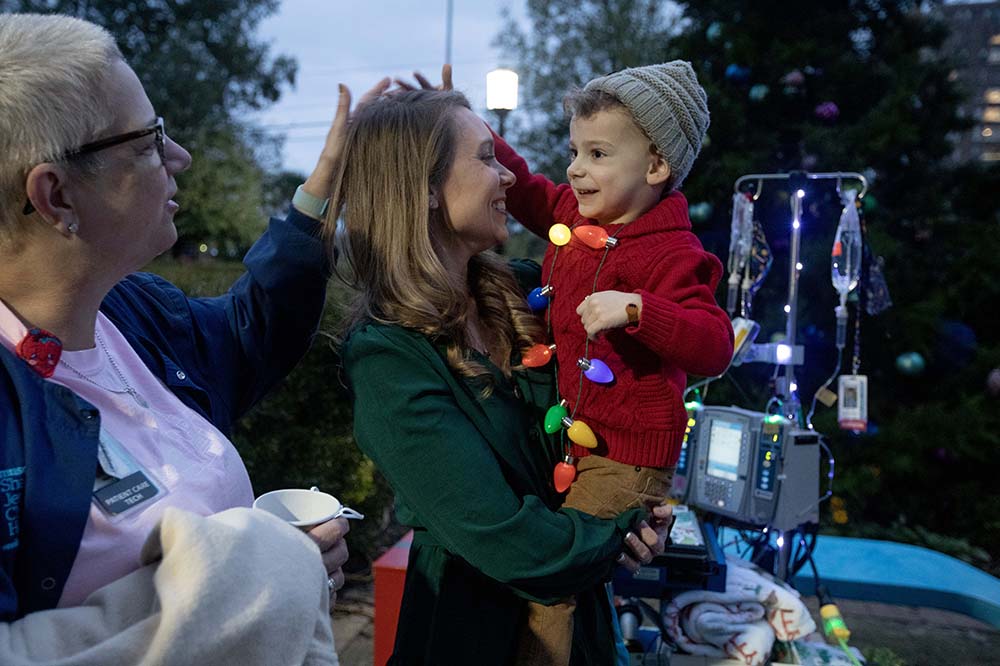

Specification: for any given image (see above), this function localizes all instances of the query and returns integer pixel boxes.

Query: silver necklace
[61,330,149,408]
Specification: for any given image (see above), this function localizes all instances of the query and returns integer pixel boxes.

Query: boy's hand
[576,291,642,339]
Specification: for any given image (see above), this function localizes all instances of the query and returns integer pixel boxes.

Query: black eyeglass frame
[22,117,165,215]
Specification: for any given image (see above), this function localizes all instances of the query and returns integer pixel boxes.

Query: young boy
[495,61,734,665]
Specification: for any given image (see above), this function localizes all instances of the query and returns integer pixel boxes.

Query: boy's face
[567,107,666,225]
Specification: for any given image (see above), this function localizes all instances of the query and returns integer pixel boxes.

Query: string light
[531,217,631,492]
[544,401,568,434]
[553,455,577,492]
[573,225,619,250]
[527,285,553,311]
[522,343,556,367]
[561,416,597,448]
[548,223,571,246]
[577,357,614,383]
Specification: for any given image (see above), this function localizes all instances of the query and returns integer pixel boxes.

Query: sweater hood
[578,190,692,239]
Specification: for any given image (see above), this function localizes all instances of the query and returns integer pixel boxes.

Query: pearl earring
[67,222,79,234]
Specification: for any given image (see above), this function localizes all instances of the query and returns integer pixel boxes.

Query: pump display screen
[706,419,743,481]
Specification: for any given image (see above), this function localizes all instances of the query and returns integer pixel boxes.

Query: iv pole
[732,170,867,581]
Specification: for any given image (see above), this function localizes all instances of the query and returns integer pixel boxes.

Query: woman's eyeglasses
[23,117,165,215]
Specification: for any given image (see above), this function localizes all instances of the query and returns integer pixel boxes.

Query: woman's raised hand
[301,77,393,203]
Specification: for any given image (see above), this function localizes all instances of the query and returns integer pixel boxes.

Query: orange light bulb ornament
[548,224,572,246]
[522,343,556,368]
[573,225,619,250]
[553,455,577,493]
[561,416,598,448]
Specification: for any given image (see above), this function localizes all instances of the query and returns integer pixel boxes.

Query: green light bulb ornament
[544,401,568,434]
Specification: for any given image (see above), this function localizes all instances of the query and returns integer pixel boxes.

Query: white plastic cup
[252,487,364,529]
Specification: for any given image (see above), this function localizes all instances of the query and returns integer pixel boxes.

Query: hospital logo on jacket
[0,467,25,551]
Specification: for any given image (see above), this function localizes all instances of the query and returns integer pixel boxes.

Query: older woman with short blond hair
[0,13,362,663]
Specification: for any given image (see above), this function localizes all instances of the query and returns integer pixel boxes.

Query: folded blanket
[0,507,338,666]
[665,556,816,666]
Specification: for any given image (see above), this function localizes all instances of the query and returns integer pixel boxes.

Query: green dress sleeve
[343,325,644,603]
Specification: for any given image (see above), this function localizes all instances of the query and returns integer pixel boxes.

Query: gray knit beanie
[584,60,709,188]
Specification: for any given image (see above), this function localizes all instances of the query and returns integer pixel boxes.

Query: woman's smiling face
[436,107,516,260]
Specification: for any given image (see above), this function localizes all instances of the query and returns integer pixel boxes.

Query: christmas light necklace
[522,220,633,493]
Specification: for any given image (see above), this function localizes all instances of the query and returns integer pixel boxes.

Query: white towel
[665,556,817,665]
[0,506,339,666]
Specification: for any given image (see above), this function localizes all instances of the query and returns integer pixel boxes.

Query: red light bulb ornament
[549,224,572,246]
[561,416,598,448]
[577,357,614,383]
[553,455,577,493]
[573,225,619,250]
[522,343,556,368]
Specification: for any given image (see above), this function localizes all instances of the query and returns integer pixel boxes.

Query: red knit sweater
[496,136,734,468]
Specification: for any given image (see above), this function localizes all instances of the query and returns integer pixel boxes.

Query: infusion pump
[675,406,820,531]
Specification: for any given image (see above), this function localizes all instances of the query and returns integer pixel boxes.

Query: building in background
[938,1,1000,163]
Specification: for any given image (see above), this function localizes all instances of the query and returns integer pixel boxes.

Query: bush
[146,257,395,567]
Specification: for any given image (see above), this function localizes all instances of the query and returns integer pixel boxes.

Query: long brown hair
[328,89,543,391]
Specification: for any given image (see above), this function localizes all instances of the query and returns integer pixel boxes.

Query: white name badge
[92,429,164,519]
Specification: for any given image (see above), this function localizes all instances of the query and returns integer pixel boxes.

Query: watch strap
[292,185,330,220]
[626,303,639,327]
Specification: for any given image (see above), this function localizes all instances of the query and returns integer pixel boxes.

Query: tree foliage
[1,0,297,251]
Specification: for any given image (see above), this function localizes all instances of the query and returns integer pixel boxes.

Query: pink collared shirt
[0,300,254,607]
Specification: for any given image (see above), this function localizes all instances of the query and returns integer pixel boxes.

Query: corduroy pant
[515,455,675,666]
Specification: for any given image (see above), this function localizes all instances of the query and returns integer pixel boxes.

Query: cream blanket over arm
[0,507,338,666]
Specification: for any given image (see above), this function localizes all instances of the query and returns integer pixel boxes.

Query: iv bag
[728,193,755,275]
[831,189,862,296]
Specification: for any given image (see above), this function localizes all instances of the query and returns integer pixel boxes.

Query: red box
[373,530,413,666]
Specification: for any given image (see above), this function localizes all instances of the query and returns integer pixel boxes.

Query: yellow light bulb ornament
[561,416,597,448]
[548,223,572,246]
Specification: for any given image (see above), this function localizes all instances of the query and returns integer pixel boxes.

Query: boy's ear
[646,150,671,187]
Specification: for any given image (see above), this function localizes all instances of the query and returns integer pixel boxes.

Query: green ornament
[862,194,878,213]
[544,403,568,434]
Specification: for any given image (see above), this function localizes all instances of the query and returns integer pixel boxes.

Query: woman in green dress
[329,86,673,665]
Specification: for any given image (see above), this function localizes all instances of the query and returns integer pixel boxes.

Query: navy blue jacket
[0,208,329,620]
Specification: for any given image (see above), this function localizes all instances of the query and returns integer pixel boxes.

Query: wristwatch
[626,303,640,327]
[292,184,330,220]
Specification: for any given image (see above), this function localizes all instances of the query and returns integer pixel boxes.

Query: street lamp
[486,68,518,136]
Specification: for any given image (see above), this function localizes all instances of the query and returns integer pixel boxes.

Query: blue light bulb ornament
[527,285,553,311]
[577,357,613,384]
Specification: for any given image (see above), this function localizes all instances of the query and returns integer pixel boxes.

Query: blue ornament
[689,202,713,222]
[895,351,925,376]
[724,64,750,83]
[749,84,769,101]
[527,286,552,311]
[706,22,723,42]
[935,320,977,369]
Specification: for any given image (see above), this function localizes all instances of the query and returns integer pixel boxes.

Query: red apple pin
[16,328,62,378]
